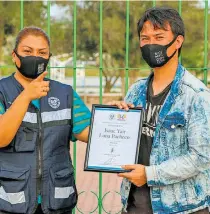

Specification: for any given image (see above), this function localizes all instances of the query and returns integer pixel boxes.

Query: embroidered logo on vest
[48,97,60,109]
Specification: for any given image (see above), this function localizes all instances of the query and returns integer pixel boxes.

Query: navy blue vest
[0,75,77,214]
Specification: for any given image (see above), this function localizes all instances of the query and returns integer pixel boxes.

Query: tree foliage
[0,1,209,91]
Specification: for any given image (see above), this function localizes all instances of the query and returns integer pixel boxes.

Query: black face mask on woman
[14,50,50,79]
[140,36,177,68]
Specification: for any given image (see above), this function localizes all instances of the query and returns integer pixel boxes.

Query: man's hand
[118,164,147,187]
[108,101,134,111]
[22,71,50,101]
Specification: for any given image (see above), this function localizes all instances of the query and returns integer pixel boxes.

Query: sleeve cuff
[71,135,77,142]
[73,122,90,135]
[145,165,159,186]
[71,123,90,142]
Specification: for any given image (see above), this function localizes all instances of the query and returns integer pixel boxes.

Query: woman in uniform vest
[0,26,90,214]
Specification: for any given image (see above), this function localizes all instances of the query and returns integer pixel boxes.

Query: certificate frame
[84,104,144,173]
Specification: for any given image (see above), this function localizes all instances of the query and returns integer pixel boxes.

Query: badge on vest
[48,97,60,109]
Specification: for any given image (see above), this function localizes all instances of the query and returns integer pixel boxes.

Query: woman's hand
[22,71,50,101]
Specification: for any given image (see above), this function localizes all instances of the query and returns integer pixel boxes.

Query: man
[111,7,210,214]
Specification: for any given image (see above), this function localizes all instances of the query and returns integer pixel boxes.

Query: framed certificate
[84,104,144,173]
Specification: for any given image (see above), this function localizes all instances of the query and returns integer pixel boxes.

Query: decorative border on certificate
[84,104,144,173]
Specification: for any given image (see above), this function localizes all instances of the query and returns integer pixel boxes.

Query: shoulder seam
[182,81,209,93]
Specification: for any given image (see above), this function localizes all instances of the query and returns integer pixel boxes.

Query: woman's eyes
[23,50,48,56]
[39,52,47,55]
[24,50,31,53]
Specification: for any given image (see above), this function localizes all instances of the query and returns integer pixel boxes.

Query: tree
[1,1,209,86]
[0,1,47,63]
[57,0,209,92]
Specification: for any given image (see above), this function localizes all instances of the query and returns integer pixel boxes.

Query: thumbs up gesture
[23,71,50,101]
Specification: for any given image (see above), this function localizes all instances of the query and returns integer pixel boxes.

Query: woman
[0,26,90,214]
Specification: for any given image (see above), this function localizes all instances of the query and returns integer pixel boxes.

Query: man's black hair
[137,7,185,55]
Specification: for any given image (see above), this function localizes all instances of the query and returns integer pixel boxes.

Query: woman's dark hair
[14,26,50,51]
[137,7,185,55]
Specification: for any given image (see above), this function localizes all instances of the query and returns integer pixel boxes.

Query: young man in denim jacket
[111,7,210,214]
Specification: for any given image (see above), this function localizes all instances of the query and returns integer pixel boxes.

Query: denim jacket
[121,64,210,214]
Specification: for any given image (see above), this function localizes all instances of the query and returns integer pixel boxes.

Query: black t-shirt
[127,77,172,212]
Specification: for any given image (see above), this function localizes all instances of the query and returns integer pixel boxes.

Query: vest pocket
[0,162,30,213]
[15,127,37,152]
[48,163,78,210]
[0,127,37,153]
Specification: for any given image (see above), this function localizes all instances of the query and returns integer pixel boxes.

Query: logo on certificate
[117,114,126,121]
[111,147,115,153]
[109,113,115,120]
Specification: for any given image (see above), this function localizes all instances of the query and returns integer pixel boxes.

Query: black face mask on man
[14,50,50,79]
[140,36,178,68]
